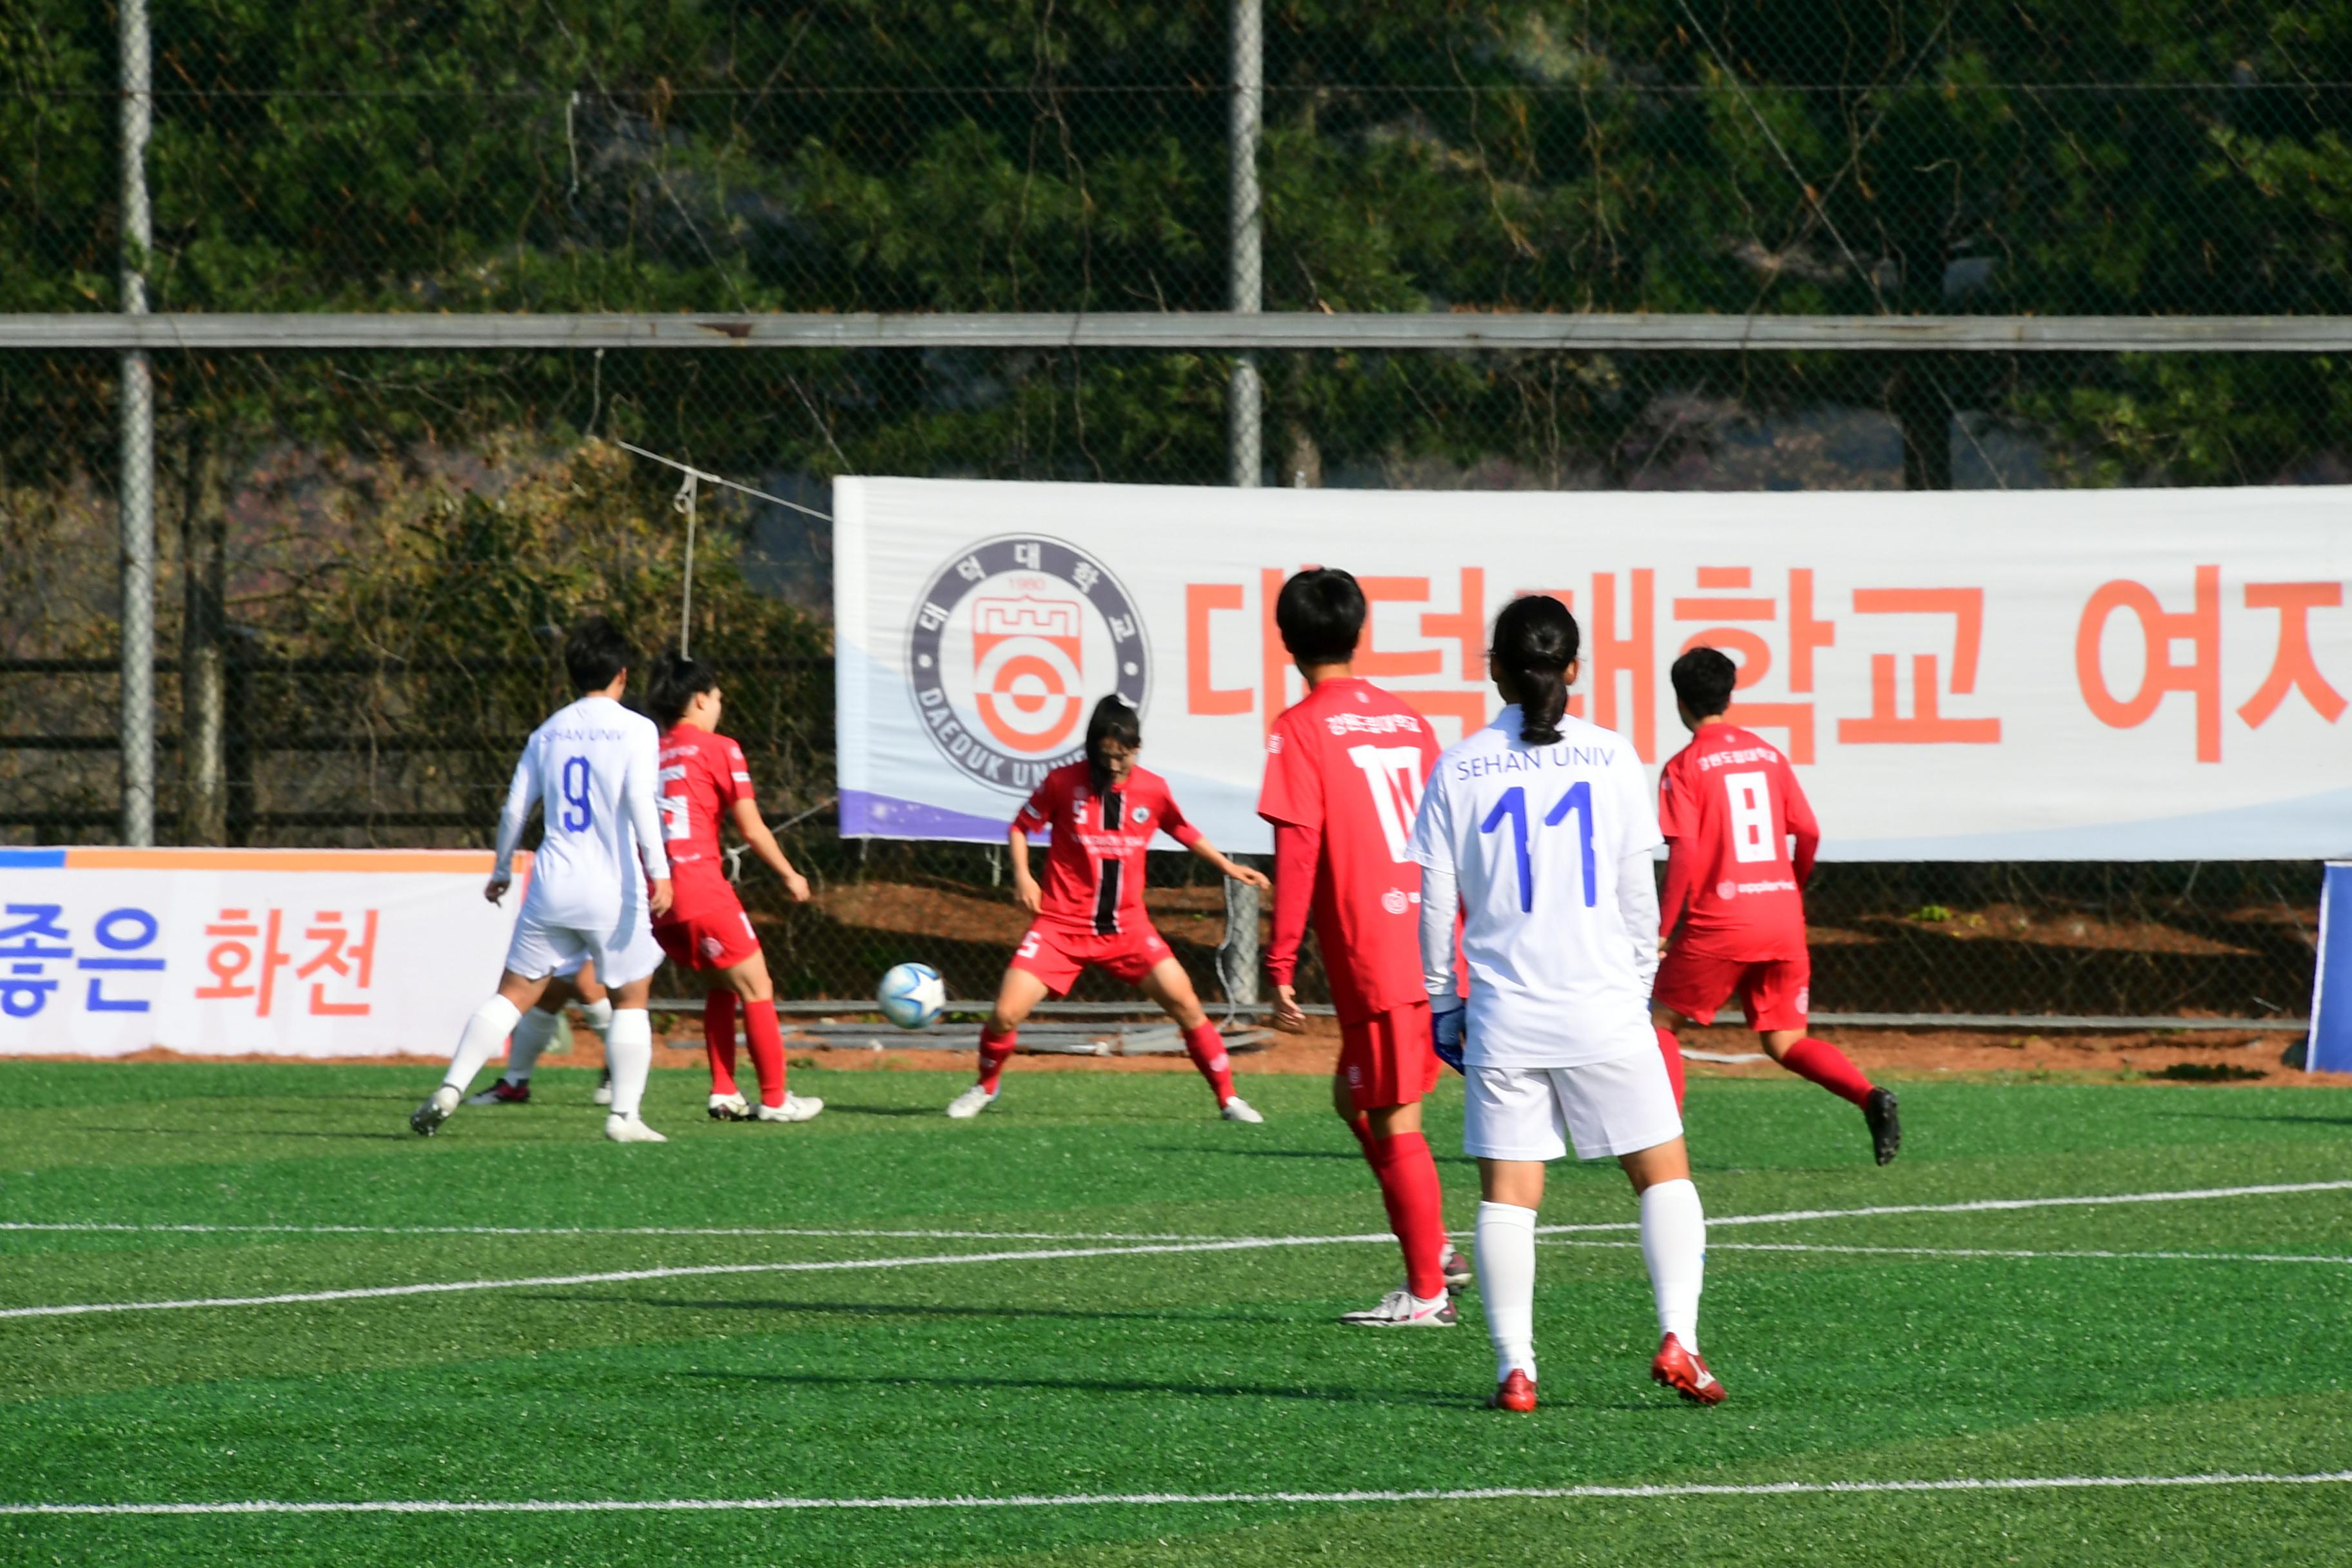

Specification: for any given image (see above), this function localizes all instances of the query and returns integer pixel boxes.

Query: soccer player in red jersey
[946,694,1272,1122]
[646,653,823,1125]
[1651,647,1900,1164]
[1259,568,1466,1328]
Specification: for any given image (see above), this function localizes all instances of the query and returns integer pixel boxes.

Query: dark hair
[564,614,634,694]
[1671,646,1738,721]
[647,650,718,730]
[1274,567,1366,664]
[1491,594,1581,746]
[1084,694,1142,794]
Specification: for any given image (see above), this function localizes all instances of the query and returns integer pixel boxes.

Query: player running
[411,615,675,1144]
[1259,568,1465,1328]
[1651,647,1900,1164]
[646,651,823,1125]
[462,963,614,1104]
[1409,594,1723,1413]
[946,694,1273,1122]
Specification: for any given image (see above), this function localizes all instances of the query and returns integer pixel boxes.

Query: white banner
[834,478,2352,859]
[0,848,525,1057]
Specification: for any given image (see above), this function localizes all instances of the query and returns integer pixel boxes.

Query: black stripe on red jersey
[1093,789,1124,935]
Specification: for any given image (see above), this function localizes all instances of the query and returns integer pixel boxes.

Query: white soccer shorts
[1462,1049,1683,1162]
[502,902,664,990]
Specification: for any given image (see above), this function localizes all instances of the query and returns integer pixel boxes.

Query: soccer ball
[876,962,947,1030]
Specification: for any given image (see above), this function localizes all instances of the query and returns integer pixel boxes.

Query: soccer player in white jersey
[410,616,676,1144]
[1407,594,1724,1412]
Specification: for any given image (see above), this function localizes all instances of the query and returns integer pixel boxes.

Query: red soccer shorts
[1008,923,1173,995]
[652,890,761,972]
[1338,999,1443,1112]
[1653,945,1811,1034]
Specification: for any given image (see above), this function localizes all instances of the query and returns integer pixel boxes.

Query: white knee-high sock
[580,997,614,1040]
[605,1007,653,1120]
[1639,1177,1707,1351]
[443,997,523,1094]
[1475,1201,1540,1383]
[504,1008,562,1083]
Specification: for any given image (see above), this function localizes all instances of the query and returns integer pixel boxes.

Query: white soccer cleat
[754,1094,825,1124]
[408,1084,460,1137]
[1219,1095,1265,1124]
[945,1084,998,1119]
[707,1091,750,1121]
[1338,1288,1457,1328]
[591,1069,613,1106]
[603,1113,667,1144]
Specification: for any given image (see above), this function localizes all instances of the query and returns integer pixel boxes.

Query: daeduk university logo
[907,535,1150,795]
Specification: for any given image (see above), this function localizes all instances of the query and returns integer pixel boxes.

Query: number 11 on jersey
[1478,780,1598,912]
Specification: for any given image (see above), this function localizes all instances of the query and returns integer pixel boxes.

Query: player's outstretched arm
[1007,823,1043,915]
[487,748,540,903]
[1185,834,1271,891]
[727,796,810,903]
[1264,819,1320,1032]
[622,723,674,918]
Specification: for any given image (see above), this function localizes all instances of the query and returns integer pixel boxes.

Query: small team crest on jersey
[906,534,1149,795]
[1130,805,1150,825]
[1796,985,1810,1014]
[1717,879,1737,901]
[698,934,726,961]
[1266,732,1284,754]
[1380,888,1410,915]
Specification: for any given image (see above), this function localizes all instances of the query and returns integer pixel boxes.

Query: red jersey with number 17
[656,725,753,908]
[1016,761,1202,938]
[1257,678,1441,1024]
[1656,723,1820,961]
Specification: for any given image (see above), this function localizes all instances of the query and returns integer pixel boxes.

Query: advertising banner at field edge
[834,478,2351,860]
[0,847,525,1057]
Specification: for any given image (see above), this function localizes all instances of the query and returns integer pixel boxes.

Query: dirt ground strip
[39,1017,2347,1087]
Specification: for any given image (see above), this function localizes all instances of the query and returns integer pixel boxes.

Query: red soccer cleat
[463,1079,530,1107]
[1486,1369,1537,1413]
[1650,1334,1727,1406]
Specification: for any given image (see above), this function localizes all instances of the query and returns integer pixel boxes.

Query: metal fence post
[179,439,226,845]
[1228,0,1262,490]
[117,0,156,847]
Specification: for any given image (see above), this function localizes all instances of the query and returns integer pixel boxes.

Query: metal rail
[10,311,2352,352]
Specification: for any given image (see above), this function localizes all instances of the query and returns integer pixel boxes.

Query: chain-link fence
[3,5,2339,1021]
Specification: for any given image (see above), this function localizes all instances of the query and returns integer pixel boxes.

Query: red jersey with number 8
[1017,761,1202,937]
[1656,724,1819,961]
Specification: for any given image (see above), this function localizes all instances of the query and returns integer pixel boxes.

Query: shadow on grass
[674,1363,1482,1411]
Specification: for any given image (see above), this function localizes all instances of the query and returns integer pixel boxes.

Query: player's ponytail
[1084,694,1142,794]
[1491,594,1580,747]
[647,650,717,730]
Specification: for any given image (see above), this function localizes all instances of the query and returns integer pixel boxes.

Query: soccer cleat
[1865,1086,1902,1166]
[464,1079,531,1107]
[409,1085,459,1137]
[707,1091,750,1121]
[753,1094,825,1124]
[1219,1096,1265,1124]
[591,1069,613,1106]
[945,1084,998,1119]
[1339,1288,1456,1328]
[603,1113,667,1144]
[1487,1369,1537,1413]
[1441,1245,1474,1290]
[1651,1333,1727,1406]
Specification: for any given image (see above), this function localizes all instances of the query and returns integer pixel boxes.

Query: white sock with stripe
[1474,1200,1539,1383]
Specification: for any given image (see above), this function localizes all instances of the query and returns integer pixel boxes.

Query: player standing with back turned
[1259,568,1465,1328]
[410,616,675,1144]
[1650,647,1900,1164]
[1410,595,1723,1411]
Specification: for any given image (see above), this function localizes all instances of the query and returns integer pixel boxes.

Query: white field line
[5,1471,2349,1516]
[0,1233,1391,1321]
[10,1177,2349,1245]
[1540,1240,2352,1266]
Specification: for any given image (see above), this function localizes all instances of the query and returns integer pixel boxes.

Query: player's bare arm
[1186,835,1270,892]
[728,795,811,903]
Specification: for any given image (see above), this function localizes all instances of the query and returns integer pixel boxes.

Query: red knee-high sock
[1372,1130,1449,1300]
[977,1025,1018,1093]
[1779,1036,1874,1107]
[1654,1025,1686,1110]
[1181,1021,1237,1105]
[744,998,787,1108]
[703,990,739,1097]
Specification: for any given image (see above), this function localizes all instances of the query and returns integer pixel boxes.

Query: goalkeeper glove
[1431,1001,1466,1074]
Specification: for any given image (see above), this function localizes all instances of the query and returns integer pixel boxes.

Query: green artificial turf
[3,1061,2349,1566]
